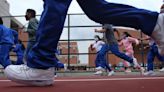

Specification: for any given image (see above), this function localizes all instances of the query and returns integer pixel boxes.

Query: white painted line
[55,77,164,82]
[0,77,164,82]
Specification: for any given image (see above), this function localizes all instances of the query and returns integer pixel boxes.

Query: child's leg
[123,52,132,68]
[147,48,155,71]
[97,44,109,69]
[77,0,164,55]
[27,0,72,68]
[77,0,158,36]
[16,55,24,65]
[0,44,12,68]
[109,44,134,64]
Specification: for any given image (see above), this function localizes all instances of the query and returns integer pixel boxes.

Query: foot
[125,69,132,73]
[159,67,164,72]
[4,65,55,86]
[95,66,104,71]
[56,61,64,68]
[144,71,156,76]
[151,13,164,55]
[94,70,103,75]
[140,67,145,75]
[108,71,115,76]
[133,58,139,68]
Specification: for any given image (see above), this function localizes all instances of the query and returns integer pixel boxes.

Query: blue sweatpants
[13,44,24,65]
[95,51,102,67]
[27,0,159,69]
[97,44,133,71]
[147,43,164,71]
[0,44,12,68]
[24,41,35,60]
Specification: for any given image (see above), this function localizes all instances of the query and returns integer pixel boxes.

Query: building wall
[0,0,10,27]
[58,42,79,65]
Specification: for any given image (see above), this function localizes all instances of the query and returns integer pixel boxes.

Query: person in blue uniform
[0,17,17,68]
[13,40,25,65]
[4,0,164,86]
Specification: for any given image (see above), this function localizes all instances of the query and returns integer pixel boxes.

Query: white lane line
[55,77,164,82]
[0,77,164,82]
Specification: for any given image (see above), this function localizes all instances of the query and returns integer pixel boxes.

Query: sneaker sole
[4,68,54,86]
[11,79,54,86]
[6,74,54,86]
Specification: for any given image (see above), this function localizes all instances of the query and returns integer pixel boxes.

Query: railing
[1,13,162,71]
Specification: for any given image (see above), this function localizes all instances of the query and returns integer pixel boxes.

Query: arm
[95,29,106,33]
[140,36,151,41]
[90,42,95,51]
[26,19,38,34]
[128,37,139,45]
[118,40,123,46]
[114,29,120,39]
[98,40,105,45]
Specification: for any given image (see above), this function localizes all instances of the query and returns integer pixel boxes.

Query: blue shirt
[0,25,17,45]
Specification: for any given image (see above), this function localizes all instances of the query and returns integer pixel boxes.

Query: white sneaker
[144,71,156,76]
[140,67,145,75]
[133,58,139,68]
[94,70,103,75]
[4,65,55,86]
[95,66,104,71]
[151,13,164,55]
[159,67,164,72]
[125,69,132,73]
[108,71,115,76]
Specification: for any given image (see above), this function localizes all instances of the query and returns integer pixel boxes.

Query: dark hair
[113,28,118,32]
[26,9,36,17]
[123,32,131,37]
[102,24,113,31]
[161,4,164,9]
[94,35,101,41]
[0,17,3,24]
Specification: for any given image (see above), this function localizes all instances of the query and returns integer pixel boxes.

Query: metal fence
[1,13,161,71]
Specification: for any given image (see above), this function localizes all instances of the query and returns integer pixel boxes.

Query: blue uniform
[11,29,19,44]
[13,43,25,65]
[27,0,159,69]
[0,25,16,68]
[147,43,164,71]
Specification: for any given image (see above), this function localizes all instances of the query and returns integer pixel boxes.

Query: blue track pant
[0,44,12,68]
[27,0,159,69]
[147,43,164,71]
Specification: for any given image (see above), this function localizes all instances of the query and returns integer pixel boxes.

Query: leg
[0,45,12,68]
[26,0,72,69]
[144,47,156,76]
[4,0,72,86]
[109,44,144,74]
[97,44,110,69]
[24,41,35,60]
[77,0,158,35]
[147,48,155,71]
[77,0,164,55]
[123,52,132,73]
[109,44,134,64]
[95,53,101,67]
[154,45,164,71]
[15,55,24,65]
